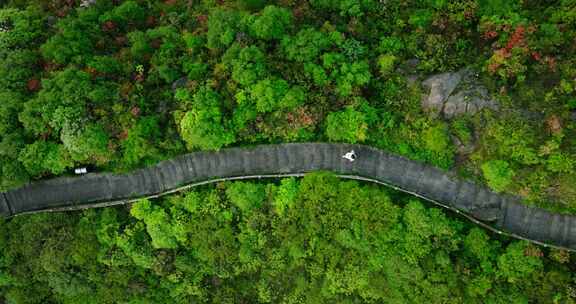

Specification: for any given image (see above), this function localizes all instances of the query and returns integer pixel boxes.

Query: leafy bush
[326,106,368,143]
[121,116,161,167]
[18,141,73,176]
[546,153,574,174]
[0,7,44,50]
[377,54,397,76]
[281,28,331,63]
[423,123,451,154]
[207,8,241,50]
[98,0,146,26]
[250,5,292,40]
[309,0,376,17]
[41,8,102,64]
[236,78,305,113]
[225,182,266,212]
[227,44,268,86]
[481,160,515,192]
[378,36,404,54]
[0,156,29,191]
[60,123,110,163]
[178,87,235,150]
[409,9,434,29]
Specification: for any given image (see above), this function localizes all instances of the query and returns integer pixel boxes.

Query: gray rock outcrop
[422,68,499,118]
[172,77,189,92]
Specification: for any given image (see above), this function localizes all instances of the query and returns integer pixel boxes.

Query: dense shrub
[0,174,572,303]
[481,160,515,192]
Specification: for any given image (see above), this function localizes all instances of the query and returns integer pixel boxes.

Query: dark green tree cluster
[0,173,574,303]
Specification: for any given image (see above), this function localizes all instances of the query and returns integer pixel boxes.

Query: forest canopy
[0,173,574,303]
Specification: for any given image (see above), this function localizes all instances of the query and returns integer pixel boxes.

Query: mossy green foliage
[481,160,515,192]
[325,106,368,143]
[0,174,573,303]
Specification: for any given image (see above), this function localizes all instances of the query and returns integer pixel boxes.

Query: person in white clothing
[342,150,357,162]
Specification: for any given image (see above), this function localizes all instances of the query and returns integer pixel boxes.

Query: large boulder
[80,0,97,8]
[421,68,499,118]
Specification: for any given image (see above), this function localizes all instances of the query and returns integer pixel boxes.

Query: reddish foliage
[102,20,116,32]
[197,15,208,24]
[146,15,157,27]
[27,79,41,92]
[487,49,510,73]
[505,26,525,51]
[84,66,99,78]
[43,61,60,72]
[150,38,162,49]
[118,129,129,140]
[120,83,133,99]
[292,9,303,19]
[164,0,177,4]
[546,115,563,135]
[286,107,315,127]
[52,1,73,18]
[545,56,557,72]
[41,131,51,141]
[134,73,145,82]
[131,106,141,117]
[524,246,544,258]
[115,35,128,47]
[531,51,541,61]
[483,30,498,40]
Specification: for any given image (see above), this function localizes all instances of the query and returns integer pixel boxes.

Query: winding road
[1,143,575,251]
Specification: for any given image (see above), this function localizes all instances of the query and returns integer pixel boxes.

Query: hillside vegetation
[1,173,575,303]
[0,0,575,212]
[1,1,576,301]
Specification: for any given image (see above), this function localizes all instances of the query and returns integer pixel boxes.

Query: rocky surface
[172,77,189,92]
[80,0,97,8]
[421,68,499,118]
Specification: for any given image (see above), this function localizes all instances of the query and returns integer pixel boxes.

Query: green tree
[497,242,543,284]
[224,44,268,87]
[250,5,292,40]
[236,78,306,113]
[0,7,45,50]
[60,123,111,164]
[281,28,331,62]
[98,0,146,28]
[121,116,162,167]
[178,87,235,150]
[40,7,102,64]
[0,156,29,191]
[226,182,266,212]
[19,67,115,136]
[18,141,73,176]
[207,8,241,50]
[130,199,178,249]
[377,54,397,76]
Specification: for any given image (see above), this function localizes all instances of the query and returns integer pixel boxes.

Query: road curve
[1,143,575,251]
